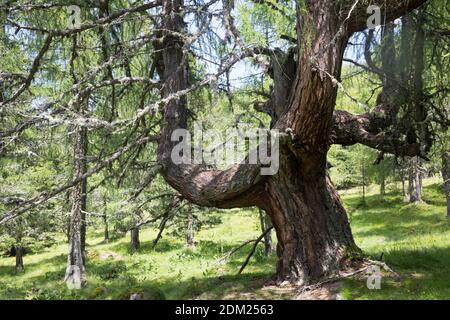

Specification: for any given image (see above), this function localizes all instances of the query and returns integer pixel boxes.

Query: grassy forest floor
[0,178,449,300]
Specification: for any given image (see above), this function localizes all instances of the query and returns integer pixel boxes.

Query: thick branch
[333,109,421,157]
[156,0,268,208]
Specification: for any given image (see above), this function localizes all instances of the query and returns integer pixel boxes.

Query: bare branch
[0,135,159,226]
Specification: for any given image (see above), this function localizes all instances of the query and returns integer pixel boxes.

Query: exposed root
[297,258,399,297]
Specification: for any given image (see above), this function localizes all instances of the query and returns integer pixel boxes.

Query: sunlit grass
[0,178,448,299]
[0,209,278,299]
[340,177,450,300]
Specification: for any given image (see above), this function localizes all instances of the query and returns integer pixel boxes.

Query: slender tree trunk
[361,157,366,204]
[414,172,422,202]
[186,205,195,248]
[65,103,88,287]
[79,132,87,255]
[0,8,5,104]
[65,191,71,242]
[15,246,24,272]
[419,171,423,191]
[408,162,416,203]
[442,151,450,218]
[259,209,273,256]
[152,216,169,248]
[66,220,71,243]
[80,188,87,254]
[103,197,109,241]
[103,214,109,242]
[414,159,423,203]
[401,173,407,200]
[130,227,140,252]
[380,174,386,197]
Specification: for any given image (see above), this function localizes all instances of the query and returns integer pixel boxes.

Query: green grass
[0,178,448,300]
[0,210,279,300]
[340,178,450,300]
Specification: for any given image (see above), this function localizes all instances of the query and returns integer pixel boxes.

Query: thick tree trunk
[130,227,140,252]
[442,151,450,217]
[186,205,195,248]
[15,246,24,272]
[262,151,359,284]
[259,209,273,256]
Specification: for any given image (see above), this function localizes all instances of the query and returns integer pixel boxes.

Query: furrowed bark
[249,0,361,284]
[263,169,358,284]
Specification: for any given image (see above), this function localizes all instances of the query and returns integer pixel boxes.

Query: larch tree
[1,0,444,288]
[155,0,429,284]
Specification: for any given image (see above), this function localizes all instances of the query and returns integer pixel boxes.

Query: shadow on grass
[0,253,66,277]
[107,238,182,255]
[158,270,276,300]
[342,246,450,300]
[344,192,449,242]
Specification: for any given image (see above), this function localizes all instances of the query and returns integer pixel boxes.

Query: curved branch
[332,109,422,157]
[156,0,269,209]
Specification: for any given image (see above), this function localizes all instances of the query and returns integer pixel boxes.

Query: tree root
[298,259,398,294]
